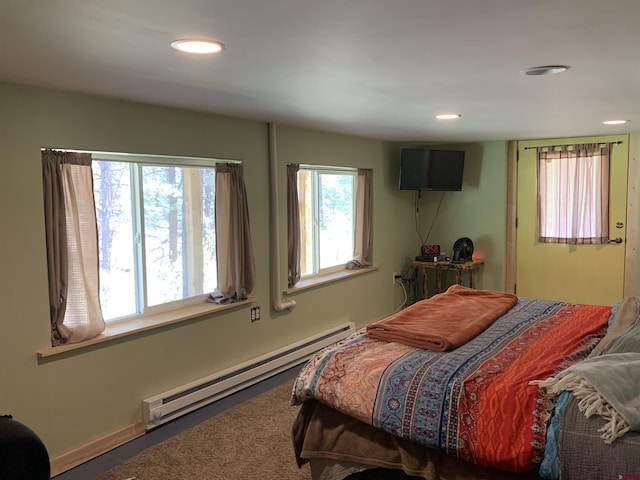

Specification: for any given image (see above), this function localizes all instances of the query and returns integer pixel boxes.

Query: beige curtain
[346,168,373,269]
[287,164,301,287]
[211,163,256,303]
[42,150,105,346]
[537,143,611,245]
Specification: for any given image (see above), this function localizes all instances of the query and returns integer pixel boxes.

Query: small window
[297,167,356,276]
[537,143,611,245]
[92,155,217,322]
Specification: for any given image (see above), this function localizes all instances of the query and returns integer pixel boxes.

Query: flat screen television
[399,148,465,191]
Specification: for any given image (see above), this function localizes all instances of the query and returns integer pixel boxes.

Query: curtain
[346,168,373,269]
[537,143,611,245]
[211,163,256,303]
[42,150,105,346]
[287,164,301,287]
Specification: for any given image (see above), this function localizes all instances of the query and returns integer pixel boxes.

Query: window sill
[37,297,255,359]
[286,266,378,294]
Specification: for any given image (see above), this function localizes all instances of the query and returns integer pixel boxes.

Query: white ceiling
[1,0,639,143]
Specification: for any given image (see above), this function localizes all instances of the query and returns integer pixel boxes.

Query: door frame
[505,136,639,298]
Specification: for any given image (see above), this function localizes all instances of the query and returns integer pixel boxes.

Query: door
[516,135,629,305]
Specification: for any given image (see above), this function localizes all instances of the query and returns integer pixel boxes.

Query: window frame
[297,164,357,278]
[91,151,232,324]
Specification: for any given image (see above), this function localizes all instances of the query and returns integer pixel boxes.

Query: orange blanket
[366,284,518,351]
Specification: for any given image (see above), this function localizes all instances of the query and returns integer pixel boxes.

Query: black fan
[451,237,474,263]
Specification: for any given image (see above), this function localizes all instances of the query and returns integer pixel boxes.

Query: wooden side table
[412,259,484,299]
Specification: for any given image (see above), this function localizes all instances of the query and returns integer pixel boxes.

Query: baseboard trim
[50,421,146,477]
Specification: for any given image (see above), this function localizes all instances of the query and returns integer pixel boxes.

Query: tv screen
[399,148,465,191]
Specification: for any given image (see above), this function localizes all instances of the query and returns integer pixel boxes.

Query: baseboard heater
[142,322,356,430]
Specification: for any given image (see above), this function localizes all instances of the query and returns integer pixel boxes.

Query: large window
[297,167,356,276]
[92,154,218,321]
[43,149,254,347]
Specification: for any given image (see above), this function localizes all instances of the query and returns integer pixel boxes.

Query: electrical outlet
[392,272,399,285]
[251,306,261,322]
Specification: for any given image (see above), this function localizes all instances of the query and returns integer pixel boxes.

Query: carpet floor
[96,380,310,480]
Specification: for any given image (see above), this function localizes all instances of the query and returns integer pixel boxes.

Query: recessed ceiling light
[170,39,225,54]
[436,113,462,120]
[602,119,629,125]
[521,65,569,76]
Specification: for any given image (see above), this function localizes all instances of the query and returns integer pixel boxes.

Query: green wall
[0,81,509,465]
[398,141,509,291]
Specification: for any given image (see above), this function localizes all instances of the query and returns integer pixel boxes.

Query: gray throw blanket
[536,353,640,443]
[533,296,640,444]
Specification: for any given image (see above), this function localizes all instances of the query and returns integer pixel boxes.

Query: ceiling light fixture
[436,113,462,120]
[602,119,629,125]
[170,39,225,54]
[522,65,569,76]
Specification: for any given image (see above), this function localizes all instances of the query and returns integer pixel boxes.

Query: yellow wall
[0,81,510,467]
[516,136,629,304]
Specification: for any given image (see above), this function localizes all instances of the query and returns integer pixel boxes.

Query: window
[92,154,217,321]
[297,166,356,276]
[537,143,611,244]
[43,149,255,347]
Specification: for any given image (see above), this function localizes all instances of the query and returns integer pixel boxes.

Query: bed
[291,285,640,480]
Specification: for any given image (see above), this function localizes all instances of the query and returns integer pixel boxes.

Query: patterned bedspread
[292,298,611,473]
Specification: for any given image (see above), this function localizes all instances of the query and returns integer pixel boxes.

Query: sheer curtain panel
[211,163,256,303]
[42,150,105,345]
[537,143,611,245]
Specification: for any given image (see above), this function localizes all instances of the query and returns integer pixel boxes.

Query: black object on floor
[344,467,424,479]
[0,414,50,479]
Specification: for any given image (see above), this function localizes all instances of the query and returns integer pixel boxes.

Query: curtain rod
[296,163,357,172]
[523,140,623,150]
[40,147,242,164]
